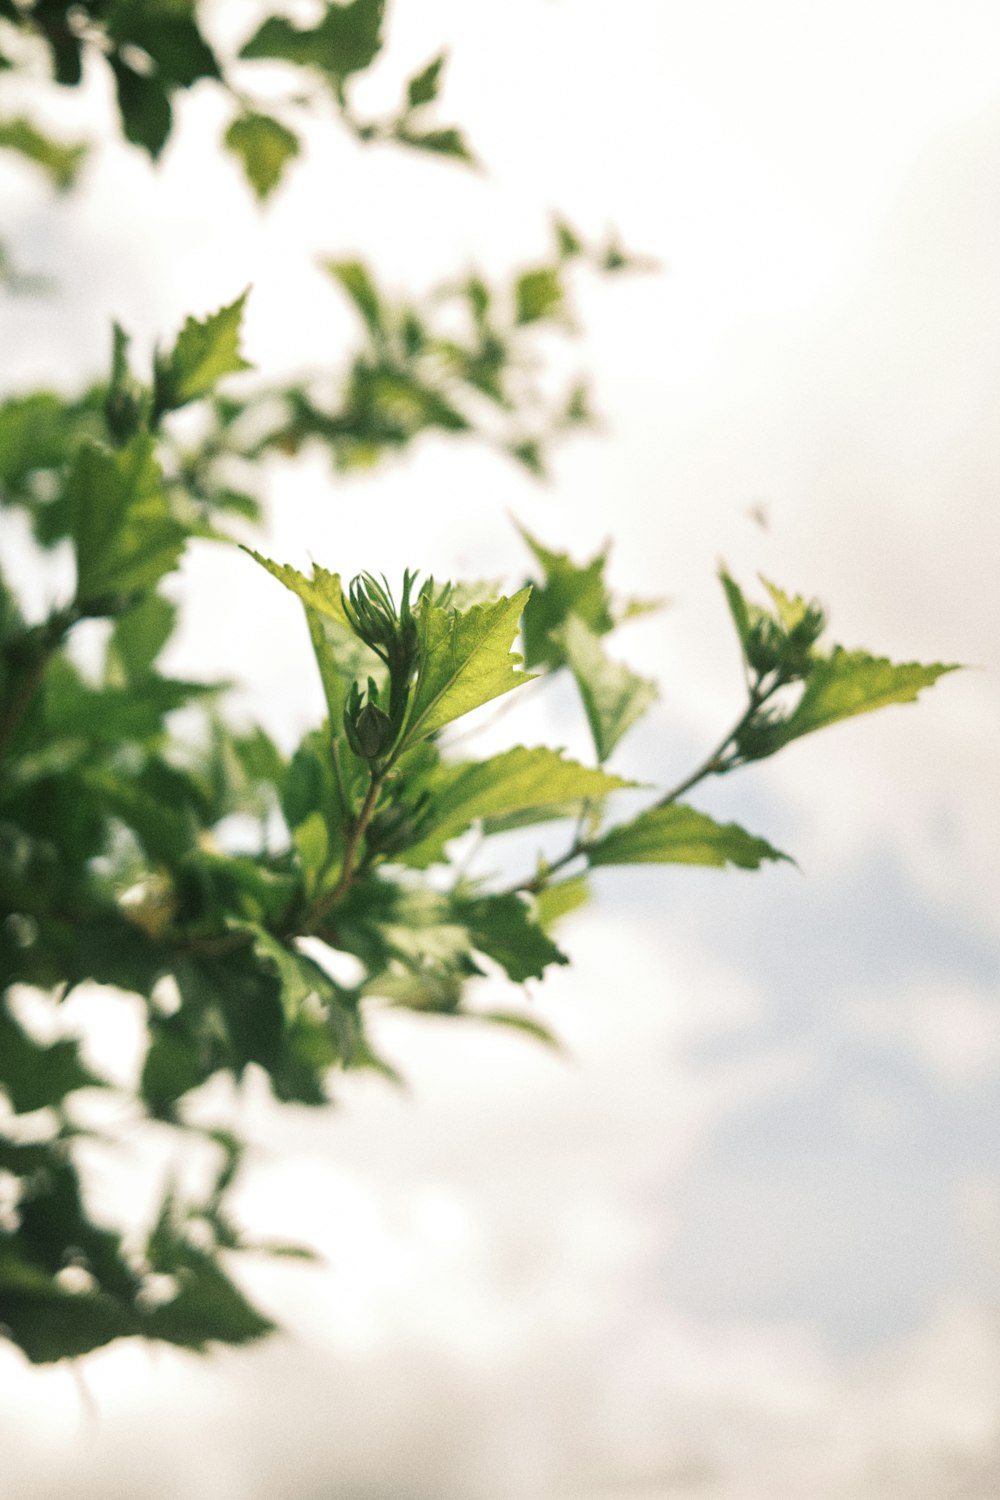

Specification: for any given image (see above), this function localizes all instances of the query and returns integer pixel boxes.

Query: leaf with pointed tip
[242,550,353,629]
[0,999,107,1113]
[69,436,186,605]
[405,52,446,109]
[224,113,300,200]
[323,259,383,336]
[556,613,657,763]
[587,803,792,871]
[455,892,568,982]
[401,588,533,748]
[770,649,960,750]
[0,117,87,189]
[517,523,616,667]
[399,745,633,867]
[468,1011,561,1049]
[156,292,252,414]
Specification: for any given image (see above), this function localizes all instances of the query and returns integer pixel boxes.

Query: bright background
[2,1,1000,1496]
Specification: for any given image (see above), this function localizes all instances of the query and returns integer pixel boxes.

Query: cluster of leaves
[0,294,956,1366]
[0,0,473,191]
[0,0,958,1375]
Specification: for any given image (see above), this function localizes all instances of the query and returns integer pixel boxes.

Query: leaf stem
[307,769,385,925]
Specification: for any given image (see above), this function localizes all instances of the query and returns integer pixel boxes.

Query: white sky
[2,1,1000,1496]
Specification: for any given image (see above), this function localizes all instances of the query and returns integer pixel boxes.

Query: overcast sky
[2,2,1000,1497]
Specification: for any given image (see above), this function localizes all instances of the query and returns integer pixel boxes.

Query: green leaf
[399,745,633,867]
[1,1289,135,1364]
[68,436,186,605]
[405,52,446,109]
[394,126,475,164]
[239,0,384,81]
[242,550,353,629]
[0,117,87,189]
[515,266,564,325]
[142,1244,274,1350]
[535,875,589,929]
[455,893,568,982]
[155,292,253,414]
[556,613,657,763]
[110,57,172,158]
[518,523,615,667]
[106,592,177,682]
[107,3,219,89]
[466,1010,561,1048]
[401,587,533,747]
[224,113,300,200]
[587,803,792,871]
[770,648,960,750]
[231,922,335,1023]
[322,259,383,336]
[0,998,106,1113]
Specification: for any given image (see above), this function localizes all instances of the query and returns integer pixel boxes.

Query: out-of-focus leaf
[155,292,253,414]
[224,113,300,200]
[556,613,657,763]
[68,436,186,605]
[455,892,568,982]
[0,117,87,189]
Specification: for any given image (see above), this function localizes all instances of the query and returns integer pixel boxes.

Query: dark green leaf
[0,998,106,1113]
[110,57,173,158]
[455,892,568,982]
[405,52,446,109]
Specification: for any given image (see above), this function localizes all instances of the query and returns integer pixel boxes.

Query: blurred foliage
[0,0,957,1370]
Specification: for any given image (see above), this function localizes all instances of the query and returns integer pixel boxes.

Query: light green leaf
[455,892,568,982]
[771,648,960,749]
[760,577,812,633]
[401,587,533,747]
[399,745,633,867]
[292,810,330,895]
[242,550,353,629]
[556,613,657,763]
[69,436,186,604]
[0,117,87,190]
[224,112,300,200]
[322,259,383,336]
[156,292,253,413]
[587,803,792,870]
[515,266,563,325]
[535,875,590,929]
[467,1011,561,1049]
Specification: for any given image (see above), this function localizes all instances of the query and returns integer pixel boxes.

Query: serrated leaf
[322,258,383,335]
[157,292,253,413]
[455,892,568,982]
[760,576,812,632]
[517,522,615,667]
[399,745,633,867]
[230,922,334,1023]
[556,613,657,763]
[0,117,87,189]
[401,587,533,747]
[242,549,353,629]
[224,112,300,200]
[770,648,960,749]
[587,803,792,871]
[69,436,186,604]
